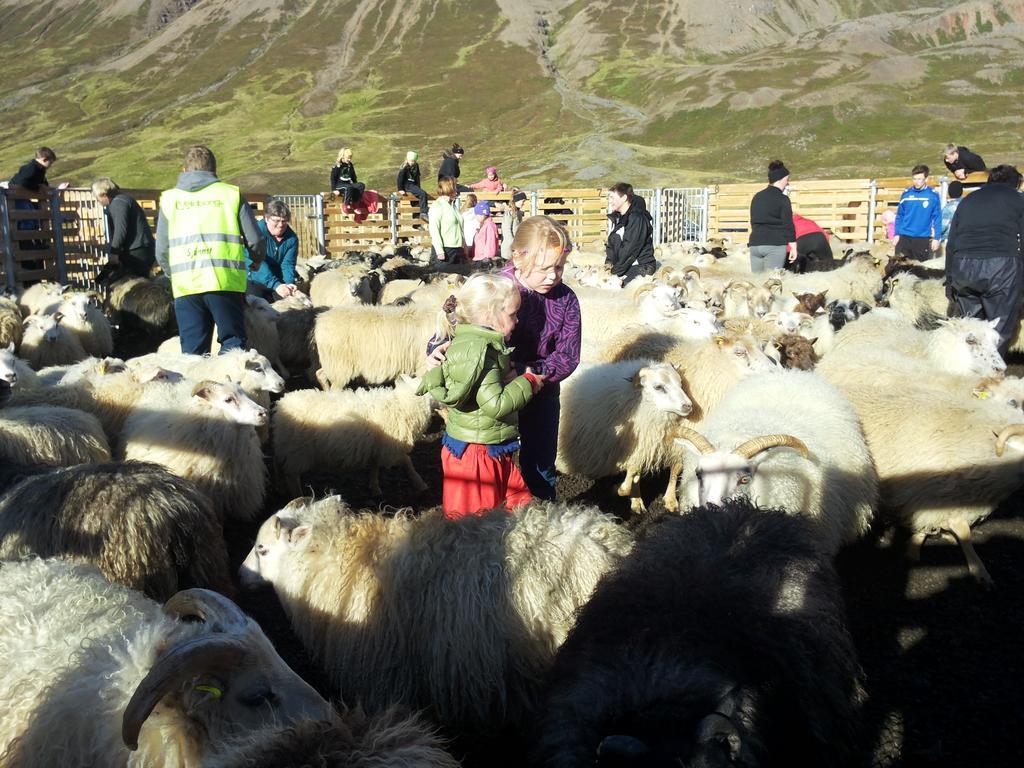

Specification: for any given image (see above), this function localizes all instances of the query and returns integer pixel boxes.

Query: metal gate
[660,188,708,244]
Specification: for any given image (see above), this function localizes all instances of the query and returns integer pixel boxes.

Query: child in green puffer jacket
[418,273,544,518]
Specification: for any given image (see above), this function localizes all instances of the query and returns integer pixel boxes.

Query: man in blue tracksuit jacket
[894,164,942,261]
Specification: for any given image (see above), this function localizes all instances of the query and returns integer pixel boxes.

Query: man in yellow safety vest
[155,145,266,354]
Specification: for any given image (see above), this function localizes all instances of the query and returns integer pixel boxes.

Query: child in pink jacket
[473,201,499,261]
[470,166,507,193]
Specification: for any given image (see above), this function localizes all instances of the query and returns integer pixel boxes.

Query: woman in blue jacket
[247,199,299,299]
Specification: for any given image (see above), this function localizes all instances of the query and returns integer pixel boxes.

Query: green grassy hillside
[1,0,1021,193]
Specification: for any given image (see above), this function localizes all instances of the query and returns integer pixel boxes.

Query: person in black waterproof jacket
[91,176,155,278]
[438,143,472,191]
[605,182,655,278]
[397,151,429,220]
[945,164,1024,355]
[330,147,365,207]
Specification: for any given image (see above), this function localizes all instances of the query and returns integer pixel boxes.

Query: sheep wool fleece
[419,324,534,443]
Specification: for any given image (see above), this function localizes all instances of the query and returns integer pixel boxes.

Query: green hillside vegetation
[1,0,1022,194]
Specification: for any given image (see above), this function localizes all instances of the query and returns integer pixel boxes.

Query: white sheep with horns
[56,290,113,358]
[675,369,878,556]
[0,558,330,768]
[240,496,633,731]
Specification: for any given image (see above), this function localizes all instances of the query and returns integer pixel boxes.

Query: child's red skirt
[441,443,532,519]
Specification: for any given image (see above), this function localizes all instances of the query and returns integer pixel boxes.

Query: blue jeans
[518,392,560,500]
[174,291,246,355]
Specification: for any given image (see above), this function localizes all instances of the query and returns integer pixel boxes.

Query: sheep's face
[826,299,871,330]
[979,376,1024,414]
[240,506,315,588]
[716,336,777,375]
[775,335,818,371]
[774,311,806,335]
[674,308,721,339]
[22,313,64,344]
[0,343,18,384]
[193,381,268,426]
[686,452,758,507]
[59,292,100,322]
[635,363,692,417]
[643,284,683,317]
[939,318,1006,378]
[240,351,286,393]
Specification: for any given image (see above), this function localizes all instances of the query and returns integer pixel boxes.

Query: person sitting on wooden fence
[472,201,499,262]
[438,143,471,192]
[7,146,69,262]
[470,166,507,193]
[247,198,299,300]
[91,177,155,279]
[330,147,365,209]
[397,151,429,220]
[605,182,655,278]
[429,176,467,265]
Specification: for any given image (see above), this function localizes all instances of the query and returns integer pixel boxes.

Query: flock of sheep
[0,232,1021,767]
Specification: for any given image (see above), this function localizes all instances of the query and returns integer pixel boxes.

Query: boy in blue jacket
[894,164,942,261]
[247,199,300,299]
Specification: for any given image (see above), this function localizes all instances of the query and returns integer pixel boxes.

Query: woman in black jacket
[330,148,365,208]
[438,143,471,191]
[748,160,797,273]
[397,151,429,220]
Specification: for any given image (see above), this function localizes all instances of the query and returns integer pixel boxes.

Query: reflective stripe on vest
[160,182,247,298]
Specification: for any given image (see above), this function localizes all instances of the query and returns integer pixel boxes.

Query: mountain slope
[0,0,1021,192]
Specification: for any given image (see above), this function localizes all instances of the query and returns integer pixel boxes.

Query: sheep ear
[5,342,13,353]
[191,380,217,399]
[53,311,64,323]
[713,335,726,346]
[631,369,646,389]
[809,337,818,345]
[818,289,828,298]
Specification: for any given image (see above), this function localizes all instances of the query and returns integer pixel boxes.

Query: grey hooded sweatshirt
[154,170,265,278]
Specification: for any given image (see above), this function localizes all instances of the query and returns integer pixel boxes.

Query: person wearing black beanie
[748,160,797,272]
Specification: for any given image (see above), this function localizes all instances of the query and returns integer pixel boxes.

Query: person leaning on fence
[247,198,299,300]
[397,151,429,220]
[945,164,1024,355]
[893,164,941,261]
[330,148,365,208]
[91,177,155,279]
[943,144,986,181]
[429,176,467,265]
[501,191,528,260]
[605,182,655,278]
[748,160,797,273]
[155,145,265,355]
[7,146,69,260]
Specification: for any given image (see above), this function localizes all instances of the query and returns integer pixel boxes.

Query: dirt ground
[222,398,1024,768]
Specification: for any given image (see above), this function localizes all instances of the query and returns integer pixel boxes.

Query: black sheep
[537,499,866,768]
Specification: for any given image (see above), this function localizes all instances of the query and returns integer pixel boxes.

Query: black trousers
[334,182,365,207]
[402,184,429,218]
[948,254,1023,355]
[895,235,932,261]
[786,231,835,273]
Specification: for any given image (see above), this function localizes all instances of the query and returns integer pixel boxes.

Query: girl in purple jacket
[428,216,581,499]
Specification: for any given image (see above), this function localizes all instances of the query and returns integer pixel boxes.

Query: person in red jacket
[786,214,834,273]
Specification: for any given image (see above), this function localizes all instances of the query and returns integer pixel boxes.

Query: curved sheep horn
[683,266,701,279]
[122,635,249,751]
[764,278,783,294]
[674,426,716,455]
[733,434,810,460]
[163,588,248,630]
[995,424,1024,457]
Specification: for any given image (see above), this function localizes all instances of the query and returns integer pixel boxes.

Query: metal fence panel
[272,193,325,259]
[660,188,708,243]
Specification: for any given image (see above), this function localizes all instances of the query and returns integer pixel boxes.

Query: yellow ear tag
[973,389,990,400]
[195,685,223,699]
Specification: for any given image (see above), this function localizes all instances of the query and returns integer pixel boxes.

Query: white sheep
[675,370,878,556]
[16,280,64,316]
[120,379,267,521]
[239,496,633,730]
[0,404,110,467]
[0,295,21,350]
[18,312,89,369]
[0,342,39,389]
[877,272,947,325]
[313,303,440,389]
[36,354,126,386]
[557,359,693,512]
[56,290,113,357]
[0,559,330,767]
[310,267,380,307]
[273,293,317,376]
[827,309,1006,380]
[272,376,432,497]
[780,254,883,307]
